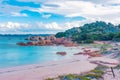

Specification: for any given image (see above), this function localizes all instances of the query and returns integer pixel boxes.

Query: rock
[26,42,38,46]
[56,52,67,56]
[17,42,27,46]
[40,40,53,46]
[74,52,83,55]
[18,35,77,47]
[26,36,43,41]
[54,38,65,44]
[44,36,56,41]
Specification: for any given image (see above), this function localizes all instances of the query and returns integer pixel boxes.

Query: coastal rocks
[26,42,38,46]
[44,36,56,41]
[74,52,83,55]
[26,36,43,41]
[39,40,53,46]
[17,35,77,47]
[53,38,78,47]
[17,42,27,46]
[56,52,67,56]
[74,50,102,57]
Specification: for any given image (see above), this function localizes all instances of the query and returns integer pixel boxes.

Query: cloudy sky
[0,0,120,34]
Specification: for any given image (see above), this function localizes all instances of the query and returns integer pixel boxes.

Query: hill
[55,21,120,43]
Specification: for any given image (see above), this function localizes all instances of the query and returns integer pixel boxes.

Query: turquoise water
[0,35,79,68]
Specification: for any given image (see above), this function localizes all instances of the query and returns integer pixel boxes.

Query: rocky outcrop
[56,52,67,56]
[17,42,27,46]
[17,36,78,47]
[25,36,43,41]
[74,50,102,57]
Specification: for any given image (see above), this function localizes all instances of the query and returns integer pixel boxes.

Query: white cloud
[0,21,63,34]
[45,22,62,29]
[42,14,51,18]
[1,0,120,34]
[11,12,28,17]
[0,3,34,16]
[0,21,89,34]
[30,0,120,24]
[0,22,29,32]
[1,0,120,24]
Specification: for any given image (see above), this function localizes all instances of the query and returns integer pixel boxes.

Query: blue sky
[0,0,120,34]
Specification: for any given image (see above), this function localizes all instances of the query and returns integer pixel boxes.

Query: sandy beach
[0,55,97,80]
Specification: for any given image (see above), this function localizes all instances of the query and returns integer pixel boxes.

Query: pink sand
[0,55,97,80]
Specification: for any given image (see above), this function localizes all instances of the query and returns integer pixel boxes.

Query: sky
[0,0,120,34]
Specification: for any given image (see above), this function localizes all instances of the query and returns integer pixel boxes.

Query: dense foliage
[55,21,120,43]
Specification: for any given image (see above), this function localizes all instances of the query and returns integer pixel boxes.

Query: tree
[55,32,65,38]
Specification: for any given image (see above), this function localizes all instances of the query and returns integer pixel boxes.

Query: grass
[45,68,105,80]
[45,78,54,80]
[79,43,112,48]
[76,76,91,80]
[115,64,120,69]
[91,69,104,74]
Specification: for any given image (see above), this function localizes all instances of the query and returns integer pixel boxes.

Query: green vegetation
[62,74,76,80]
[76,76,91,80]
[115,64,120,69]
[100,44,109,53]
[45,68,104,80]
[55,21,120,43]
[91,69,104,74]
[45,78,54,80]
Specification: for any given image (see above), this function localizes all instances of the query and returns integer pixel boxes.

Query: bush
[55,32,65,38]
[112,38,120,41]
[85,73,102,79]
[63,74,76,80]
[77,76,91,80]
[45,78,54,80]
[84,39,94,43]
[91,69,104,74]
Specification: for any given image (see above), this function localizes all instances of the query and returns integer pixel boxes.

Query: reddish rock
[17,42,27,46]
[54,38,65,44]
[26,42,38,46]
[18,35,78,47]
[56,52,67,56]
[26,36,43,41]
[74,52,83,55]
[44,36,56,41]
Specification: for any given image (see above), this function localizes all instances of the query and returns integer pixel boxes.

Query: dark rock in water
[56,52,67,56]
[26,36,43,41]
[17,42,27,46]
[26,42,37,46]
[74,52,83,55]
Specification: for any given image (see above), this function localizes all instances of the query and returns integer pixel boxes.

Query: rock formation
[17,35,78,47]
[56,52,67,56]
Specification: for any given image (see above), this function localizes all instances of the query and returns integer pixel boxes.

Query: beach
[0,35,120,80]
[0,55,97,80]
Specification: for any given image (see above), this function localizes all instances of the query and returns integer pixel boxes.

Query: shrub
[84,39,94,43]
[77,76,91,80]
[45,78,54,80]
[63,74,76,80]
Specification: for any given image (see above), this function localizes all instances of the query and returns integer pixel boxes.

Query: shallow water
[0,35,80,68]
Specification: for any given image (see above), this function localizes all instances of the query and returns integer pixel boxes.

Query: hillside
[55,21,120,43]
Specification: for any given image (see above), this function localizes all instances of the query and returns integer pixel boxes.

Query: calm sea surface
[0,35,80,68]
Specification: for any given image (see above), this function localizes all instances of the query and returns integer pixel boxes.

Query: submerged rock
[56,52,67,56]
[17,42,27,46]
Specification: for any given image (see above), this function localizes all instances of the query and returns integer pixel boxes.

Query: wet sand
[0,55,97,80]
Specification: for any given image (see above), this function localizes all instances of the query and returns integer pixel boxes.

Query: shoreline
[0,55,97,80]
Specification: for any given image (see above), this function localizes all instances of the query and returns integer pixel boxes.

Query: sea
[0,34,80,68]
